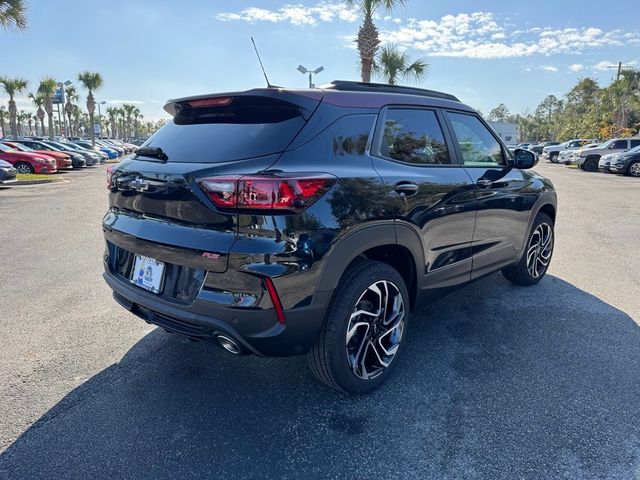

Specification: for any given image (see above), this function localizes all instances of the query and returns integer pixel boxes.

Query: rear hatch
[104,89,322,286]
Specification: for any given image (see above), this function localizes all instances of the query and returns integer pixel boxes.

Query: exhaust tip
[216,335,242,355]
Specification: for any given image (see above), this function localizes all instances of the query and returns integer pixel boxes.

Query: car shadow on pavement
[1,274,639,479]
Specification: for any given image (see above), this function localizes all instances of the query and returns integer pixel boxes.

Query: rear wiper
[134,146,168,161]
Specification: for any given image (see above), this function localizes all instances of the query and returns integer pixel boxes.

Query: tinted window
[446,112,504,166]
[630,139,640,148]
[377,108,450,165]
[143,96,308,163]
[612,140,628,149]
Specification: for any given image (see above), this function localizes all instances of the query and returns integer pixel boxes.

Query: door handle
[476,178,493,188]
[395,182,419,196]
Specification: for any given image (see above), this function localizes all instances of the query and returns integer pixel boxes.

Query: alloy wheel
[15,164,32,174]
[630,162,640,177]
[345,280,405,380]
[526,223,553,278]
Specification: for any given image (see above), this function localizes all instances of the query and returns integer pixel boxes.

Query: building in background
[488,121,519,146]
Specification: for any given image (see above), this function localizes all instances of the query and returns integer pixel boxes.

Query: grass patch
[566,165,578,169]
[16,173,58,181]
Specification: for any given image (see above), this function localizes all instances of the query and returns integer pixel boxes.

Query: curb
[11,178,70,186]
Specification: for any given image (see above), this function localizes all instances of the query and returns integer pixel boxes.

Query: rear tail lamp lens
[197,174,336,213]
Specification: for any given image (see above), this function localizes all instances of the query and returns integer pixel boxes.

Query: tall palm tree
[64,85,78,137]
[16,110,27,136]
[106,106,118,138]
[0,76,28,138]
[122,103,137,140]
[26,112,34,135]
[37,77,58,139]
[29,92,46,136]
[346,0,405,82]
[116,107,126,139]
[0,105,6,137]
[373,44,427,85]
[71,105,82,137]
[77,71,103,147]
[0,0,27,30]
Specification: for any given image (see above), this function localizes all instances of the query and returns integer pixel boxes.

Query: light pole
[297,65,324,88]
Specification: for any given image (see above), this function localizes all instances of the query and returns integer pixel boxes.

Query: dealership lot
[0,162,638,478]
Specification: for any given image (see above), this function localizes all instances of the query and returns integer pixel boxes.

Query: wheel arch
[315,222,424,311]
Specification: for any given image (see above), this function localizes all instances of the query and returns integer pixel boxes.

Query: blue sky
[2,0,639,120]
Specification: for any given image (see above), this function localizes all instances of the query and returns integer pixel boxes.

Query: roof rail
[321,80,460,102]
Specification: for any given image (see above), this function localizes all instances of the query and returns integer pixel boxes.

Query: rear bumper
[103,268,329,356]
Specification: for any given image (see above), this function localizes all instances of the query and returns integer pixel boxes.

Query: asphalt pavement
[0,162,638,479]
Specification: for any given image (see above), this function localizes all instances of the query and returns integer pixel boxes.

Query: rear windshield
[142,96,309,163]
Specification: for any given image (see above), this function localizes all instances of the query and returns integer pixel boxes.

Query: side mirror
[513,148,538,169]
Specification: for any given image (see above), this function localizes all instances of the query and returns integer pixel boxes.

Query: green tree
[347,0,406,83]
[77,71,103,146]
[488,103,511,122]
[373,44,427,85]
[0,0,26,30]
[28,92,46,136]
[0,105,6,137]
[64,85,79,137]
[37,77,58,139]
[0,76,28,138]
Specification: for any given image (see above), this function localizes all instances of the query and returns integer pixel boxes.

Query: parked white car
[542,139,598,163]
[560,143,600,165]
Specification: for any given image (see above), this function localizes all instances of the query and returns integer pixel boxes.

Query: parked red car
[1,140,72,170]
[0,142,58,174]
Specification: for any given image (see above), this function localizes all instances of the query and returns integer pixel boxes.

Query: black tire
[549,152,559,163]
[502,212,554,286]
[626,160,640,177]
[308,260,409,394]
[583,157,599,172]
[14,162,34,174]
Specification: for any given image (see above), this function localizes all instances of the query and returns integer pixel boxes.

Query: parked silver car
[576,138,640,172]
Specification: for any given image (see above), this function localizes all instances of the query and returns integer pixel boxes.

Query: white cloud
[380,13,640,59]
[593,60,637,71]
[215,2,357,26]
[539,65,558,72]
[568,63,584,72]
[107,99,145,105]
[215,4,640,60]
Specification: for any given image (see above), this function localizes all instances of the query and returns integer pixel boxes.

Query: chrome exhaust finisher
[216,335,242,355]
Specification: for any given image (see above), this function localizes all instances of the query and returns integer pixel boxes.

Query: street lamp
[297,65,324,88]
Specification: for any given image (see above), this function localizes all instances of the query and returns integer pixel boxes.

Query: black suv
[103,81,557,393]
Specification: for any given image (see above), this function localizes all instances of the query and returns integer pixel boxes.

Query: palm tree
[116,107,126,139]
[77,71,103,147]
[26,112,34,135]
[0,0,27,30]
[347,0,405,83]
[64,85,78,137]
[29,92,46,136]
[106,106,118,138]
[16,110,27,136]
[122,103,137,140]
[0,76,28,138]
[0,106,6,137]
[71,105,82,137]
[37,77,58,139]
[373,44,427,85]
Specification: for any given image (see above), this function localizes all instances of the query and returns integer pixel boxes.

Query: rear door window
[375,108,451,165]
[630,139,640,148]
[143,96,312,163]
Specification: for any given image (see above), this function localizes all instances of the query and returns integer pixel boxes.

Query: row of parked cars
[514,138,640,177]
[0,137,136,184]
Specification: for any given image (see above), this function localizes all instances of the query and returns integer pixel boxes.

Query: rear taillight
[197,174,336,213]
[106,166,114,189]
